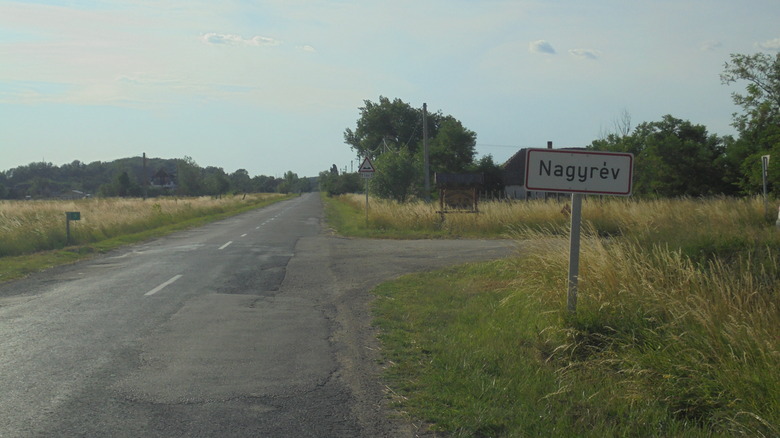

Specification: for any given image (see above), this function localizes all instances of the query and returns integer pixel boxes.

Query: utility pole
[423,103,431,202]
[142,152,148,200]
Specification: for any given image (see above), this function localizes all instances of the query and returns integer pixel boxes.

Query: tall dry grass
[344,193,772,245]
[0,194,283,257]
[506,217,779,434]
[342,193,573,236]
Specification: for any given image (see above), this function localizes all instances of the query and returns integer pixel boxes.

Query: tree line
[590,53,780,197]
[0,155,312,199]
[326,52,780,200]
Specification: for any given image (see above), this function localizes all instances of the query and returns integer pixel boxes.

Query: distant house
[151,168,176,189]
[502,149,544,200]
[503,145,585,200]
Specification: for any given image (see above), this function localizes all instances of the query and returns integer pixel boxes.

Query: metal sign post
[762,155,770,219]
[65,211,81,244]
[358,157,375,227]
[567,193,583,313]
[524,148,634,313]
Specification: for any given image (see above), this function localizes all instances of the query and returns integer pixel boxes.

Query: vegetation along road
[0,193,513,436]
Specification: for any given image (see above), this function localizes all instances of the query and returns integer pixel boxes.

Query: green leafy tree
[277,171,303,193]
[203,166,230,197]
[279,171,312,193]
[116,171,133,197]
[721,52,780,194]
[319,166,362,196]
[176,156,203,196]
[344,96,422,158]
[591,115,731,196]
[467,154,504,195]
[99,170,142,197]
[369,147,421,202]
[344,96,478,200]
[424,115,477,174]
[229,169,252,193]
[251,175,279,193]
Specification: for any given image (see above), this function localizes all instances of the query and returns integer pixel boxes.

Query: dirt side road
[286,205,516,436]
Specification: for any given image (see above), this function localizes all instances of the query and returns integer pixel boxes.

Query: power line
[476,143,521,148]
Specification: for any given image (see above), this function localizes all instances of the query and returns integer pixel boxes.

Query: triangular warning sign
[358,157,375,173]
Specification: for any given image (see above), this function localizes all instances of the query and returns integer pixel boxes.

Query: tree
[277,171,303,194]
[467,155,504,194]
[251,175,279,193]
[344,96,422,158]
[369,147,421,202]
[318,169,362,196]
[203,166,230,197]
[590,115,731,196]
[721,53,780,137]
[116,171,132,197]
[99,170,142,197]
[344,96,478,200]
[229,169,252,193]
[424,115,477,174]
[176,156,203,196]
[721,52,780,194]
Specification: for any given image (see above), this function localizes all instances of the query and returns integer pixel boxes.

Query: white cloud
[299,45,316,52]
[201,32,281,47]
[757,37,780,51]
[569,48,599,60]
[700,40,723,51]
[529,40,556,55]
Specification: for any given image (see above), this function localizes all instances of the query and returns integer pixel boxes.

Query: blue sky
[1,0,779,178]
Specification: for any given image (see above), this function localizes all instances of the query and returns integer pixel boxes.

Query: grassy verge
[368,195,779,437]
[321,193,558,238]
[374,253,779,436]
[0,194,293,282]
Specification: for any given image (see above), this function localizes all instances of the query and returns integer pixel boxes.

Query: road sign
[524,149,633,196]
[65,211,80,244]
[523,148,634,314]
[358,157,375,173]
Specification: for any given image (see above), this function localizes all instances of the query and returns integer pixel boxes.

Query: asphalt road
[0,193,515,437]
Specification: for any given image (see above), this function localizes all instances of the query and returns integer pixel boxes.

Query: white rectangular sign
[525,149,633,196]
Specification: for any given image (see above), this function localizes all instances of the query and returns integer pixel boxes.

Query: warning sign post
[358,157,375,176]
[358,157,375,225]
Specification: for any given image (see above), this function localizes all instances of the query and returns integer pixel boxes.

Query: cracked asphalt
[0,193,515,437]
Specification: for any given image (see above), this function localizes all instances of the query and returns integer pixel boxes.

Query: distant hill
[0,156,313,199]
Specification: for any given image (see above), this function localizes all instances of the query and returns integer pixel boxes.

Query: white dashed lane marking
[145,275,183,296]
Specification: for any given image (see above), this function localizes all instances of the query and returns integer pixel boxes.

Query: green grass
[0,194,294,282]
[373,255,779,437]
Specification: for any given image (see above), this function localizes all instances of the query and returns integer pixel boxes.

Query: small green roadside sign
[65,212,80,244]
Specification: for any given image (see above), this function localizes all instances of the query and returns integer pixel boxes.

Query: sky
[1,0,780,178]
